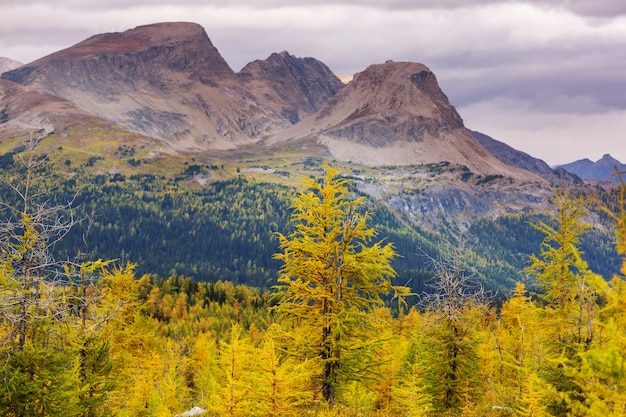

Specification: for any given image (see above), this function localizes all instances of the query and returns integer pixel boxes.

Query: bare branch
[418,226,490,322]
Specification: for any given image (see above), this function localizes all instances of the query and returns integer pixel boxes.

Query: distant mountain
[559,154,626,181]
[469,130,582,185]
[0,58,22,74]
[2,22,543,179]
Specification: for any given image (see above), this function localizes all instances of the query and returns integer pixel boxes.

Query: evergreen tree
[524,189,600,416]
[564,170,626,416]
[252,325,311,417]
[273,163,398,406]
[0,136,81,416]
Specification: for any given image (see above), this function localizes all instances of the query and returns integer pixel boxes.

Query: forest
[0,141,625,416]
[0,140,621,295]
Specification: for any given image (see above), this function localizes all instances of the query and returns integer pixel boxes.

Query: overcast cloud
[1,0,625,166]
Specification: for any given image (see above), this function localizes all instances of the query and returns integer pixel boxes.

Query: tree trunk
[322,324,336,406]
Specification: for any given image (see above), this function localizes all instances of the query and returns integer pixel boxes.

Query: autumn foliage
[0,163,625,416]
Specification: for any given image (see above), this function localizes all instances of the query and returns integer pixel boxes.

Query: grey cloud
[428,43,626,113]
[563,0,626,17]
[10,0,626,16]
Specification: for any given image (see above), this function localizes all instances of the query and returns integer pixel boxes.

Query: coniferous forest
[1,142,626,416]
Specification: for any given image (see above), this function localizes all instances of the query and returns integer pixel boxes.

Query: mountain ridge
[238,51,345,124]
[1,22,549,181]
[559,154,626,181]
[2,22,289,151]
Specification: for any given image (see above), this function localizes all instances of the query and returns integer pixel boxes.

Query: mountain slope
[559,154,626,181]
[469,130,584,186]
[0,78,180,171]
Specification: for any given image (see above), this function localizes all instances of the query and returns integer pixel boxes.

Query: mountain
[0,23,347,154]
[2,23,545,179]
[1,22,290,151]
[238,51,345,124]
[558,154,626,181]
[270,60,543,178]
[0,58,22,74]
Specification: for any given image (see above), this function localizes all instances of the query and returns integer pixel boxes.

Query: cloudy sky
[2,0,625,166]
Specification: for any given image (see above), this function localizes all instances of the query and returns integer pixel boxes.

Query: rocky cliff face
[238,51,345,124]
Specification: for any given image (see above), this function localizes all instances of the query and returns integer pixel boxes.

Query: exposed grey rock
[175,406,207,417]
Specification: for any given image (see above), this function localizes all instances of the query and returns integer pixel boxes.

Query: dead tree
[417,226,490,411]
[0,135,76,351]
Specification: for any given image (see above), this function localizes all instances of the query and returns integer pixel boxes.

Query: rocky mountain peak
[306,60,465,147]
[238,51,344,124]
[42,22,206,59]
[269,60,544,179]
[599,153,619,164]
[5,22,235,88]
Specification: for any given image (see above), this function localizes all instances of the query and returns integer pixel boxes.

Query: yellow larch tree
[564,170,626,416]
[273,163,399,407]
